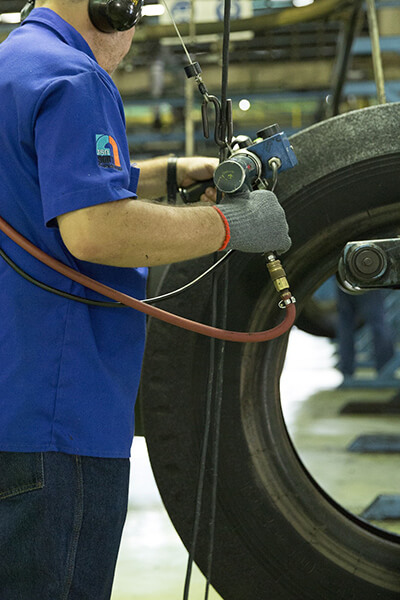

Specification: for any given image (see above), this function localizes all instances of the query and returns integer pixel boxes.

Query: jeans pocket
[0,452,44,500]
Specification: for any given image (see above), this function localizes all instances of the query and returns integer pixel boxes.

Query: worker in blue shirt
[0,0,291,598]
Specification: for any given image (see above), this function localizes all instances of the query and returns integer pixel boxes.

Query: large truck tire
[140,103,400,599]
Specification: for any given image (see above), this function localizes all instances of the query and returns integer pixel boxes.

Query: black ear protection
[20,0,143,32]
[89,0,143,32]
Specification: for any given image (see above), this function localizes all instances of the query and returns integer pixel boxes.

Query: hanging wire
[218,0,232,161]
[366,0,386,104]
[182,253,219,600]
[204,0,233,600]
[204,0,232,596]
[204,262,228,600]
[180,0,233,595]
[161,0,194,64]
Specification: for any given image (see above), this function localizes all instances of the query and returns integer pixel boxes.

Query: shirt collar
[21,7,97,63]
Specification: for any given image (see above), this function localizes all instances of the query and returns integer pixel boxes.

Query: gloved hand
[214,189,292,254]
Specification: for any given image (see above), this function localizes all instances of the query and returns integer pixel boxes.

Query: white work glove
[215,189,292,254]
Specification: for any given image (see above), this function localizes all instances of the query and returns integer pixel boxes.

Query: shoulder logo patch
[96,134,122,170]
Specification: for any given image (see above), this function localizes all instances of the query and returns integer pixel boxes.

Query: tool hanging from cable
[158,1,297,599]
[178,2,232,597]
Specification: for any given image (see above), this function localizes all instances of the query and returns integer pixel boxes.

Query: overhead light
[0,12,21,24]
[239,99,251,112]
[142,4,165,17]
[292,0,314,7]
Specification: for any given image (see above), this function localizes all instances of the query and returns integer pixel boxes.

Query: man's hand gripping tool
[180,122,298,201]
[182,122,297,310]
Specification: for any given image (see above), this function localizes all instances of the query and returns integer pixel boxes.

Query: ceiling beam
[133,0,353,41]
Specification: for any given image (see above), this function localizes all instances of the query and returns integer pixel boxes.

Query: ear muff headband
[21,0,142,32]
[88,0,143,32]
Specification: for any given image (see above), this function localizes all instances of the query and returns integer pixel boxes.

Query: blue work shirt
[0,8,148,458]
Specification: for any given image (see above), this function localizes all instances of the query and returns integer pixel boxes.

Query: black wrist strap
[167,156,178,204]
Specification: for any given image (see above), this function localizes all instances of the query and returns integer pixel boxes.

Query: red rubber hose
[0,215,296,342]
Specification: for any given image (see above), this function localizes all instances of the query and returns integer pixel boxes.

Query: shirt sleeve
[129,164,140,194]
[34,70,137,227]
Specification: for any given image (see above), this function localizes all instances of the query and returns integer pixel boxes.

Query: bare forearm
[58,198,226,267]
[135,156,169,199]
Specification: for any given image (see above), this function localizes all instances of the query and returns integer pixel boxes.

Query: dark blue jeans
[336,289,394,375]
[0,451,130,600]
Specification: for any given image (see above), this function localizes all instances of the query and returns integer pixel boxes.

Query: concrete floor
[111,437,222,600]
[111,327,400,599]
[281,328,400,538]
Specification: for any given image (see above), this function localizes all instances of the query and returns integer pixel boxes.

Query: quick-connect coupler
[265,253,296,308]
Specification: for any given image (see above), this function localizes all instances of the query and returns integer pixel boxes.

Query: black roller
[140,103,400,599]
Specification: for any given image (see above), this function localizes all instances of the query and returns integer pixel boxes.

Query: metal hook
[201,94,233,149]
[201,94,223,146]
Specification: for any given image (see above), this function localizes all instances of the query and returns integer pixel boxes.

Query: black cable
[183,0,232,595]
[219,0,231,161]
[202,1,231,596]
[331,0,363,117]
[204,263,228,600]
[0,248,123,307]
[0,246,235,307]
[182,257,218,600]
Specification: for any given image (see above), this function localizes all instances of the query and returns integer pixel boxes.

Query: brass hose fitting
[265,253,296,308]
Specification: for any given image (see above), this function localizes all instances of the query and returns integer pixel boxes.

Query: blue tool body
[249,131,298,179]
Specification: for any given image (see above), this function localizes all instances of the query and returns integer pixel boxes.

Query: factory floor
[111,327,400,600]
